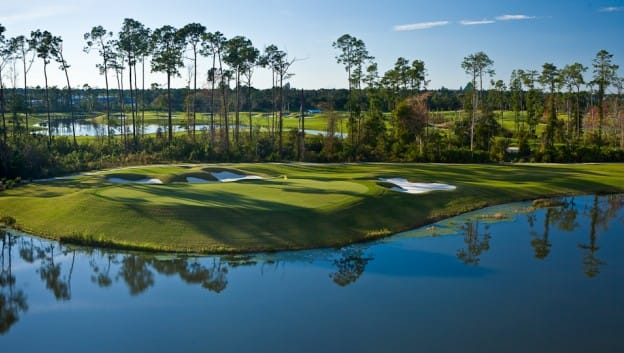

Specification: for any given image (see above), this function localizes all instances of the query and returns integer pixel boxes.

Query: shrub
[490,137,510,162]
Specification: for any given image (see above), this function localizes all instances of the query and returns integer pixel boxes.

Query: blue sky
[1,0,623,90]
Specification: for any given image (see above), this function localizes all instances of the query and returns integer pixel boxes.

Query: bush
[490,137,510,162]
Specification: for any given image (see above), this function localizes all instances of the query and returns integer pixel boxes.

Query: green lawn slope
[1,163,623,253]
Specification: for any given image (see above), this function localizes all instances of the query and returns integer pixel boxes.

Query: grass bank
[1,163,622,253]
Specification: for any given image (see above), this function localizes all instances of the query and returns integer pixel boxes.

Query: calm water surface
[1,194,622,353]
[35,120,344,137]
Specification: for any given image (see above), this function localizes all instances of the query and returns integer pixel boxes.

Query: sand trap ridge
[107,178,163,184]
[186,172,263,183]
[211,171,263,182]
[380,178,456,194]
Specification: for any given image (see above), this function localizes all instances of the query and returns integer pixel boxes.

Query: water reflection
[579,194,624,277]
[118,255,154,296]
[35,120,346,138]
[329,248,373,287]
[88,250,116,288]
[0,194,622,338]
[0,227,28,334]
[529,211,552,259]
[456,221,491,266]
[0,229,377,333]
[150,257,229,293]
[36,120,209,137]
[528,197,578,260]
[525,194,623,276]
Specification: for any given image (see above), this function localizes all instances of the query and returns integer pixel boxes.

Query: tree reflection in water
[0,224,28,335]
[532,209,554,259]
[18,237,40,264]
[579,194,624,278]
[0,194,622,334]
[118,255,154,296]
[37,245,72,301]
[550,197,579,232]
[456,221,491,266]
[526,195,623,277]
[88,250,117,288]
[150,257,229,294]
[329,248,373,287]
[200,259,228,293]
[529,197,579,260]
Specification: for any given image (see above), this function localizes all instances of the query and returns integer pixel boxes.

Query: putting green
[95,179,369,210]
[1,163,623,253]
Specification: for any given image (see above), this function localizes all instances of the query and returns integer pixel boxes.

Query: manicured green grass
[2,163,623,253]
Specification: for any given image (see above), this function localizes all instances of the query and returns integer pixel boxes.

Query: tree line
[0,21,623,180]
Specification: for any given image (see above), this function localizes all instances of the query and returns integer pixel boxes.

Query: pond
[1,194,622,353]
[34,120,346,138]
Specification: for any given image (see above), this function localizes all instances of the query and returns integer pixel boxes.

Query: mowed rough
[1,163,623,253]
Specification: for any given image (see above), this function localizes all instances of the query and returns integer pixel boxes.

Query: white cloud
[460,19,496,25]
[394,21,450,31]
[0,5,71,24]
[495,14,536,21]
[599,6,624,12]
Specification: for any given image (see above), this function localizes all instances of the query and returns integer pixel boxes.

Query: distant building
[307,109,321,115]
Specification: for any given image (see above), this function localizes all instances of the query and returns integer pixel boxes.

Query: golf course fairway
[1,163,623,253]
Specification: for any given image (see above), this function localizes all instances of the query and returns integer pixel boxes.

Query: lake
[1,194,622,353]
[34,120,346,138]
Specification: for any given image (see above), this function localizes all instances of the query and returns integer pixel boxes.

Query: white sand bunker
[379,178,456,194]
[186,172,262,183]
[107,178,163,184]
[211,171,263,182]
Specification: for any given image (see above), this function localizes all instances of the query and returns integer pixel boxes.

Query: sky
[1,0,623,91]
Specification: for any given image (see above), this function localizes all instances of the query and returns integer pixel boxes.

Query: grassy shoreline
[1,163,623,254]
